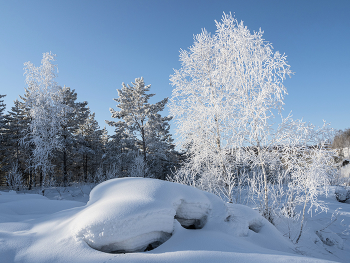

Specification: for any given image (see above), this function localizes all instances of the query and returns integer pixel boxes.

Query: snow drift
[72,177,227,253]
[0,178,344,262]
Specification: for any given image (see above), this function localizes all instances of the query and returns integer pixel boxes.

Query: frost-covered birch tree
[278,121,336,243]
[170,13,337,225]
[24,52,70,190]
[169,13,292,208]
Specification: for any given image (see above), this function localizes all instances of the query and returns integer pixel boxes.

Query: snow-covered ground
[0,178,349,262]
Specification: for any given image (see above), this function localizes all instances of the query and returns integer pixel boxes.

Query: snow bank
[72,177,227,253]
[0,191,84,223]
[1,179,344,262]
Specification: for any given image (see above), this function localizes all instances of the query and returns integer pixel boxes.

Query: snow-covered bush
[92,165,106,184]
[6,163,23,191]
[105,164,121,180]
[129,154,151,178]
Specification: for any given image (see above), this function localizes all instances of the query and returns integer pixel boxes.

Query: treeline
[333,129,350,152]
[0,53,178,190]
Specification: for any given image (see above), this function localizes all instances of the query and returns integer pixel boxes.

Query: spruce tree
[56,86,89,186]
[3,99,29,185]
[75,109,102,182]
[108,77,174,178]
[104,121,137,178]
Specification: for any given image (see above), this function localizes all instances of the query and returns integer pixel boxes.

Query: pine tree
[144,112,175,179]
[55,86,89,186]
[108,77,174,178]
[104,121,137,178]
[3,99,29,185]
[75,109,102,182]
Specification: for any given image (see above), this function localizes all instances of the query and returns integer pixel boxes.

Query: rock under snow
[71,177,228,253]
[335,186,350,203]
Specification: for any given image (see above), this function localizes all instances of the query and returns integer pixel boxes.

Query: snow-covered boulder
[335,186,350,203]
[71,177,228,253]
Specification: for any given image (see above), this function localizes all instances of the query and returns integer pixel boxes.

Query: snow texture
[72,177,223,253]
[0,178,347,262]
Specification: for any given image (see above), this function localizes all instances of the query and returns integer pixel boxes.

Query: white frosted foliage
[24,52,72,188]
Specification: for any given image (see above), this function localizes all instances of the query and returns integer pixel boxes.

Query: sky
[0,0,349,143]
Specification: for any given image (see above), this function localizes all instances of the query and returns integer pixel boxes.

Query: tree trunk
[261,162,270,221]
[28,165,32,190]
[84,154,88,182]
[140,121,147,177]
[296,190,309,243]
[63,148,67,187]
[258,146,270,222]
[39,171,43,189]
[62,129,68,187]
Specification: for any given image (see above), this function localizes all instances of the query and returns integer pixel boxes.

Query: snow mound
[72,177,227,253]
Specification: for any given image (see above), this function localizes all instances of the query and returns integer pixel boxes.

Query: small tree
[280,122,336,243]
[6,163,23,191]
[129,154,149,178]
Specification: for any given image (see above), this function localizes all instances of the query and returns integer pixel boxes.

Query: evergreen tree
[75,109,102,182]
[0,94,6,184]
[108,77,174,178]
[104,121,137,178]
[144,112,175,179]
[55,86,89,186]
[3,99,30,185]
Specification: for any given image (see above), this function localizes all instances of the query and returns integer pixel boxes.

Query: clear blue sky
[1,0,349,141]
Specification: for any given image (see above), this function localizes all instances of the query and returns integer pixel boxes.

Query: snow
[0,178,349,262]
[72,178,222,253]
[340,164,350,178]
[334,186,350,202]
